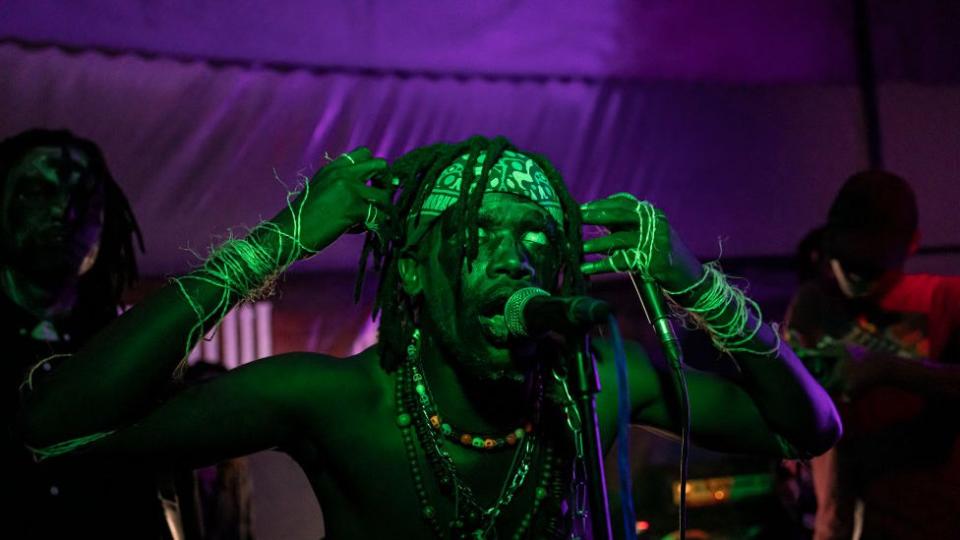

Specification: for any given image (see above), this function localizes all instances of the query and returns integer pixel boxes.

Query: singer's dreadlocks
[355,136,586,372]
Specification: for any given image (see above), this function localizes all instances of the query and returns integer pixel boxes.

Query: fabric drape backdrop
[3,3,958,538]
[2,41,957,275]
[2,1,958,274]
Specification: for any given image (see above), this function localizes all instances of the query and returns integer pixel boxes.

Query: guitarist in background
[785,170,960,539]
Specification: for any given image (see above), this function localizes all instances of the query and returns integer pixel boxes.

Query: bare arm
[582,196,841,458]
[597,338,829,458]
[21,266,245,446]
[696,314,840,457]
[18,149,388,448]
[60,353,332,470]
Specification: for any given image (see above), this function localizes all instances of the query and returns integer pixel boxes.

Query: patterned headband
[407,149,563,244]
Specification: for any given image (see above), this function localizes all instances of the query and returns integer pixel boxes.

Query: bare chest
[293,403,610,538]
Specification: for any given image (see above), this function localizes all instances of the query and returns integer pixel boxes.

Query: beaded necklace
[410,358,539,452]
[395,329,572,539]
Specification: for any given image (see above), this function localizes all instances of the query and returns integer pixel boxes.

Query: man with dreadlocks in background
[0,129,175,537]
[17,135,840,538]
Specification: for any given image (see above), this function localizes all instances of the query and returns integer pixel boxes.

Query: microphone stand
[570,333,614,540]
[638,276,689,539]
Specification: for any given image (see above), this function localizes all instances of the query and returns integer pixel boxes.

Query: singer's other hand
[579,194,703,292]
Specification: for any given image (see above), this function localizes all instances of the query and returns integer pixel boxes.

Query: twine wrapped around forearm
[664,263,781,357]
[600,194,780,358]
[24,179,321,461]
[171,177,320,375]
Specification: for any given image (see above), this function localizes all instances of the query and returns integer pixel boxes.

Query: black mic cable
[632,274,690,540]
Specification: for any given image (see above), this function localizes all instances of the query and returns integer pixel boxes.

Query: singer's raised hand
[580,193,842,459]
[271,146,392,259]
[579,193,703,292]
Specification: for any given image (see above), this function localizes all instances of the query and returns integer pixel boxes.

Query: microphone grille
[504,287,550,337]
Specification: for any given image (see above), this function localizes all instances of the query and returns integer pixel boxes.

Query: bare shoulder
[264,346,385,384]
[261,346,395,468]
[256,346,391,428]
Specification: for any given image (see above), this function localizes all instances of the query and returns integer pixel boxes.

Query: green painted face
[2,145,105,278]
[414,192,563,381]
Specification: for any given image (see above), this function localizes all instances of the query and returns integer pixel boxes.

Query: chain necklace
[395,329,570,538]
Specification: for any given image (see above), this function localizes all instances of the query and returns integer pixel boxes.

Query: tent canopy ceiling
[1,2,958,274]
[2,1,958,84]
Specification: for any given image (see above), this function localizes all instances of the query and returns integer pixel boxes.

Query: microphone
[637,277,681,363]
[503,287,611,337]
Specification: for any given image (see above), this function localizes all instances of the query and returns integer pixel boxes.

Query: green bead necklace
[409,358,539,452]
[395,329,571,538]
